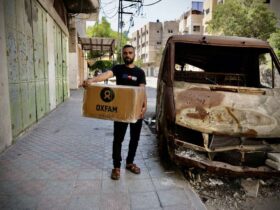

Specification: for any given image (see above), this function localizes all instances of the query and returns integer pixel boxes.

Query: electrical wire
[100,0,119,19]
[102,0,116,6]
[143,0,162,7]
[102,8,118,19]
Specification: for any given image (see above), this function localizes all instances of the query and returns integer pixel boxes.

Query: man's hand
[139,84,147,119]
[82,80,89,88]
[82,78,96,88]
[140,106,147,119]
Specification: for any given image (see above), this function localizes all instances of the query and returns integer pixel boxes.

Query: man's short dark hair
[122,44,135,51]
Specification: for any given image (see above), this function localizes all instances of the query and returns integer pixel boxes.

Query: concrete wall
[148,22,162,63]
[134,22,164,64]
[131,20,178,75]
[203,0,218,34]
[37,0,68,36]
[69,51,79,89]
[162,21,179,46]
[0,0,12,152]
[179,16,188,34]
[68,16,89,89]
[76,18,87,37]
[187,14,204,34]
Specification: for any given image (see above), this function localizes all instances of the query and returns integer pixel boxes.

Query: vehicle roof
[168,34,271,48]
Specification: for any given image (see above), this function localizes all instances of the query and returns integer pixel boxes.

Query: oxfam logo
[100,87,115,103]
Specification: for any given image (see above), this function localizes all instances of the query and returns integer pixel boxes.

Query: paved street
[0,78,206,210]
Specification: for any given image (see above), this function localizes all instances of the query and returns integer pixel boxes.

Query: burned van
[156,35,280,176]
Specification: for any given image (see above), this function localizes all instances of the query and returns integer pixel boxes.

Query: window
[193,25,200,32]
[191,1,203,12]
[157,42,161,45]
[259,53,280,88]
[205,8,210,14]
[168,29,173,33]
[274,67,280,88]
[157,30,160,33]
[259,53,273,88]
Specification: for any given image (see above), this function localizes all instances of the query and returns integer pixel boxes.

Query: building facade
[0,0,99,152]
[131,20,179,76]
[203,0,221,34]
[179,1,204,35]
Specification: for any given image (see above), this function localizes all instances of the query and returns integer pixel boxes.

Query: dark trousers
[113,119,143,168]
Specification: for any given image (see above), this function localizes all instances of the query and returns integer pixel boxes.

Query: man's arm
[83,70,114,87]
[140,83,147,119]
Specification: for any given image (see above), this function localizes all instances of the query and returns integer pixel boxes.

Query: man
[83,45,147,180]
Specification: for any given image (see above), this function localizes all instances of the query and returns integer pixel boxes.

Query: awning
[63,0,99,14]
[78,37,115,56]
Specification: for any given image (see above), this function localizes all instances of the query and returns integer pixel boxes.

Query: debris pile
[183,167,280,209]
[265,153,280,171]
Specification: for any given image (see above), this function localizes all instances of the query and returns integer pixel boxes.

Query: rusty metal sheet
[43,11,48,80]
[18,32,28,81]
[9,84,23,137]
[174,82,280,138]
[16,0,25,33]
[35,80,46,120]
[26,36,35,81]
[56,27,63,78]
[62,33,69,100]
[24,0,33,37]
[168,35,270,49]
[4,0,16,30]
[173,150,280,178]
[6,29,19,82]
[21,82,36,129]
[34,41,45,80]
[32,0,43,44]
[56,78,63,104]
[55,25,64,104]
[45,80,50,112]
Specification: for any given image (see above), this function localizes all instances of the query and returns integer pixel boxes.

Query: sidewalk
[0,88,206,210]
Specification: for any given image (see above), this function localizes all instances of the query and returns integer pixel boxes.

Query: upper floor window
[191,1,203,12]
[168,29,173,33]
[193,25,200,32]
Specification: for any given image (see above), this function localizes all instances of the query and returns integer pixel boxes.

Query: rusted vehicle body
[156,35,280,177]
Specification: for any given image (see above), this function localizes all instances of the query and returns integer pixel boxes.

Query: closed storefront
[4,0,68,137]
[0,0,99,152]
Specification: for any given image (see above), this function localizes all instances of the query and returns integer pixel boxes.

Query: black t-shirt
[112,64,146,86]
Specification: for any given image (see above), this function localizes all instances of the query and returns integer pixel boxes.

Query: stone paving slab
[0,89,206,210]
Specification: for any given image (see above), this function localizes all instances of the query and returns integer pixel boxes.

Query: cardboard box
[83,84,145,123]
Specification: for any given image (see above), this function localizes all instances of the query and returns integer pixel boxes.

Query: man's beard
[123,57,134,65]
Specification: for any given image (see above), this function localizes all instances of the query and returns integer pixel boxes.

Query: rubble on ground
[183,167,280,210]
